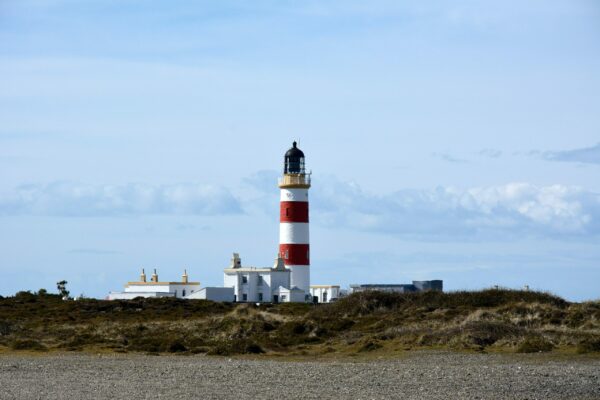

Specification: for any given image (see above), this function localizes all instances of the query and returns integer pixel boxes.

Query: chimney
[182,269,189,283]
[140,268,147,283]
[151,268,158,283]
[230,253,241,268]
[273,255,285,270]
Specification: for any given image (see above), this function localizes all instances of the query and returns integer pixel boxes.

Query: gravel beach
[0,352,598,399]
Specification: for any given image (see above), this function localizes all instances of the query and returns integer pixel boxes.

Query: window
[242,293,248,301]
[182,289,186,297]
[281,295,287,301]
[258,293,263,302]
[322,292,328,303]
[242,275,248,284]
[286,208,290,217]
[285,250,289,259]
[257,276,263,286]
[174,290,177,297]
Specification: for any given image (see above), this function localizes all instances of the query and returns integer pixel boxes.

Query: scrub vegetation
[1,289,599,357]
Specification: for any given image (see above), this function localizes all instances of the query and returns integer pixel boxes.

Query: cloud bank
[0,182,242,217]
[314,179,600,239]
[3,177,599,240]
[540,143,600,165]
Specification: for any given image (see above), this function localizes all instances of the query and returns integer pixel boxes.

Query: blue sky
[1,0,599,300]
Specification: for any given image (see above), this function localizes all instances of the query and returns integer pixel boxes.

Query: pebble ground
[0,351,599,399]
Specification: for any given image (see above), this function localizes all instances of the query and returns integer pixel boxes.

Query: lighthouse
[279,141,311,293]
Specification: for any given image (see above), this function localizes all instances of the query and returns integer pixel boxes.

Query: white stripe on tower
[280,188,309,202]
[279,222,309,244]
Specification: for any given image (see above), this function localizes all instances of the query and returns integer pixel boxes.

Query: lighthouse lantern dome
[284,141,306,174]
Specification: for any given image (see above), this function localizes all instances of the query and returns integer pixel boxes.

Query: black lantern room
[284,141,306,174]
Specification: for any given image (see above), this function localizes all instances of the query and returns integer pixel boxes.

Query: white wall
[107,291,174,300]
[124,283,200,298]
[270,271,290,296]
[186,287,234,302]
[170,284,201,298]
[224,269,294,303]
[125,284,170,293]
[274,287,306,303]
[224,273,241,301]
[288,265,310,293]
[288,289,306,303]
[310,287,340,303]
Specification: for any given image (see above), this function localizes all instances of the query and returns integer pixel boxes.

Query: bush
[10,339,47,351]
[358,339,382,352]
[245,343,265,354]
[168,341,188,353]
[462,321,524,347]
[576,338,600,354]
[416,321,524,349]
[0,320,13,336]
[14,291,37,302]
[315,289,568,319]
[207,339,264,355]
[315,291,404,318]
[517,336,554,353]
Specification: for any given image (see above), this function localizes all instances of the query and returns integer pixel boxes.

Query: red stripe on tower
[279,201,309,223]
[278,243,309,265]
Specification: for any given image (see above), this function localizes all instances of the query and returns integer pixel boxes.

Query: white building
[310,285,341,303]
[107,269,201,300]
[223,253,307,303]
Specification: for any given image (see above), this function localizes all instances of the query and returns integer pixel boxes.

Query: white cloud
[311,178,600,239]
[0,181,242,217]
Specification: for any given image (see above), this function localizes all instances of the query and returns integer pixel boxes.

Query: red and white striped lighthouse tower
[279,141,311,293]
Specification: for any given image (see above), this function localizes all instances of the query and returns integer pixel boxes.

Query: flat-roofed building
[107,269,200,300]
[349,280,443,294]
[310,285,341,303]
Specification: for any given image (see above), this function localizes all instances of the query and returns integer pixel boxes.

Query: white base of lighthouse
[288,265,310,293]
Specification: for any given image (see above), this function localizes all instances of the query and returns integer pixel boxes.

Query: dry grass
[0,289,598,356]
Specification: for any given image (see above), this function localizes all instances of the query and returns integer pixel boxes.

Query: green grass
[0,289,598,356]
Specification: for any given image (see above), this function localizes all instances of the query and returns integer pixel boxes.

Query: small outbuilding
[107,269,200,300]
[310,285,341,303]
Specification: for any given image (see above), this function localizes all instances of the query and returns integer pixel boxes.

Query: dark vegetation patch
[576,338,600,354]
[10,339,48,351]
[0,290,597,356]
[358,339,383,352]
[0,320,14,336]
[517,336,555,353]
